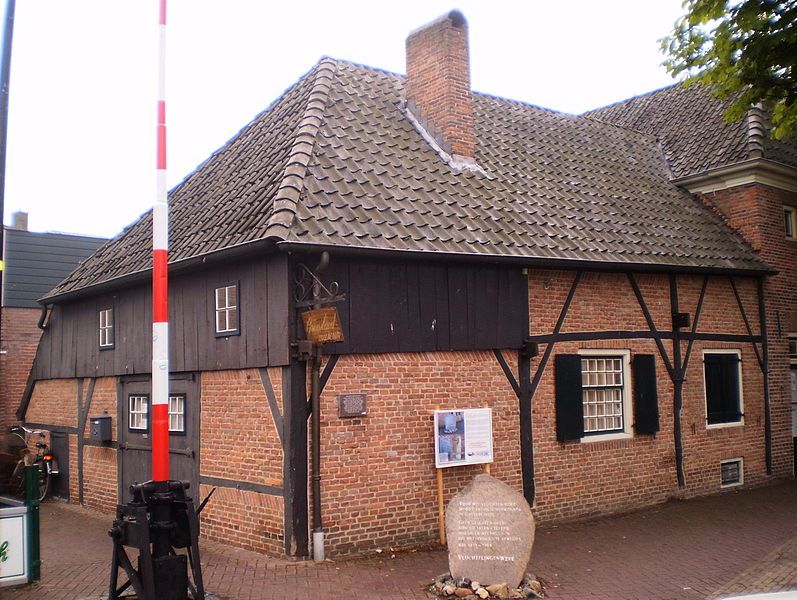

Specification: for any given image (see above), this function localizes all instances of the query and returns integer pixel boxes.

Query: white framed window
[168,394,185,433]
[720,458,744,488]
[128,395,149,431]
[99,307,114,349]
[785,205,797,240]
[579,349,632,441]
[215,282,239,335]
[789,334,797,366]
[703,349,744,428]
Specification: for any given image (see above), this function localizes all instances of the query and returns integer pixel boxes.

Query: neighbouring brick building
[16,11,797,558]
[0,212,106,435]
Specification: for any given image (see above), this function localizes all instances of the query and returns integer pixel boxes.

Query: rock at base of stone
[445,474,535,589]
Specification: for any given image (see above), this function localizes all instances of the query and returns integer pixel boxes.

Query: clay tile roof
[585,83,797,178]
[44,59,772,302]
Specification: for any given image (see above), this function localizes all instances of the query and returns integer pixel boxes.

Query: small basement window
[99,307,114,349]
[214,282,239,336]
[720,458,743,487]
[168,394,185,433]
[129,395,149,431]
[785,205,797,240]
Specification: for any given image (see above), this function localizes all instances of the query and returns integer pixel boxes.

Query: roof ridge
[264,58,337,240]
[582,81,682,116]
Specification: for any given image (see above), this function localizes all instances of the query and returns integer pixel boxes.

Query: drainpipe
[311,251,329,562]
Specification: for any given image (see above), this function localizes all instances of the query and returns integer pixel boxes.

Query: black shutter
[555,354,584,442]
[721,354,741,421]
[705,353,741,424]
[632,354,659,434]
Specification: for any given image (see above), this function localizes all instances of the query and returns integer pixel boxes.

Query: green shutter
[633,354,659,434]
[555,354,584,442]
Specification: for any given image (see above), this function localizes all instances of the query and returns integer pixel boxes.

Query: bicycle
[5,425,58,502]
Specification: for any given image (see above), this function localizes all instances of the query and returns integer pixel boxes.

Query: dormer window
[215,282,240,336]
[99,307,114,349]
[785,205,796,240]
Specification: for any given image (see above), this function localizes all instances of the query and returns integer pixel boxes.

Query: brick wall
[698,184,796,477]
[317,351,523,556]
[313,269,786,556]
[199,368,285,555]
[0,307,43,428]
[81,377,118,513]
[26,378,78,427]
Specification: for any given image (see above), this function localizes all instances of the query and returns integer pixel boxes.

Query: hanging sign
[301,307,344,344]
[434,408,493,469]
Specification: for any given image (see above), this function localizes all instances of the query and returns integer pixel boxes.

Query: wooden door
[49,431,69,500]
[117,373,200,502]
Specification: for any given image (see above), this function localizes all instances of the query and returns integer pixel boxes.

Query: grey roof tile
[45,59,771,301]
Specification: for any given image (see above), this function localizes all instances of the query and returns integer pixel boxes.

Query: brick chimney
[11,211,28,231]
[405,10,475,160]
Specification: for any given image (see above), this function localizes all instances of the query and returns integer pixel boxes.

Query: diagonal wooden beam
[528,271,582,402]
[493,349,520,399]
[259,368,284,448]
[729,276,764,372]
[628,273,675,379]
[682,275,709,374]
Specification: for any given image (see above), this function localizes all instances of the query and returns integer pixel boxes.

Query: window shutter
[632,354,659,434]
[721,354,741,421]
[705,353,741,424]
[555,354,584,442]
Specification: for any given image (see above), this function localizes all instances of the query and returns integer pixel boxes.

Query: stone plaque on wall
[446,474,535,588]
[338,394,367,418]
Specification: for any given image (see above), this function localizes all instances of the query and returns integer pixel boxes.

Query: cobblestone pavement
[4,481,797,600]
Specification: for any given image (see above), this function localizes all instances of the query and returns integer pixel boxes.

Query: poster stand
[435,407,493,547]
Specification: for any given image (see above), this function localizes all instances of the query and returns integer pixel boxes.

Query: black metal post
[0,0,17,344]
[310,252,329,562]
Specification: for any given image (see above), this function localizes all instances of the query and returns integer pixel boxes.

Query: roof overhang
[673,158,797,194]
[277,241,776,278]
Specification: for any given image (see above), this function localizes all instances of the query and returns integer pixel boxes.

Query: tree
[661,0,797,139]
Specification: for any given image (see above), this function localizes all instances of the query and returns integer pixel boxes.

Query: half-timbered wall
[30,254,290,380]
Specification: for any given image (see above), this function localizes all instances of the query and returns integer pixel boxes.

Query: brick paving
[4,481,797,600]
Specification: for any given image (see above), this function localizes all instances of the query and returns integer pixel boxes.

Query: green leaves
[661,0,797,139]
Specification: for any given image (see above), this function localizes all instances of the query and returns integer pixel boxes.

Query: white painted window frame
[785,205,797,240]
[578,349,633,443]
[99,308,114,348]
[720,457,744,488]
[168,394,185,433]
[788,333,797,366]
[215,284,239,334]
[129,395,149,431]
[703,349,744,429]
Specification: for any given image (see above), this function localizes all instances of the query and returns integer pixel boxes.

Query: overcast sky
[3,0,686,239]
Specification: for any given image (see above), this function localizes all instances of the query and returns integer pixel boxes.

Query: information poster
[434,408,493,468]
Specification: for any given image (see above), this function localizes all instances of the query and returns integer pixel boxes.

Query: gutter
[673,158,797,194]
[276,241,776,277]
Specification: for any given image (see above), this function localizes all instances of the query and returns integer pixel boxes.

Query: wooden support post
[484,463,491,475]
[437,467,446,545]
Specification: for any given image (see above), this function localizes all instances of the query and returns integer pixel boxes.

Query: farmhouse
[17,11,797,558]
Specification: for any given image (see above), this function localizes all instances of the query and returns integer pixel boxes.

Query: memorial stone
[445,474,535,588]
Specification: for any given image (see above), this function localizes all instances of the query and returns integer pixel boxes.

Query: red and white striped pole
[151,0,169,483]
